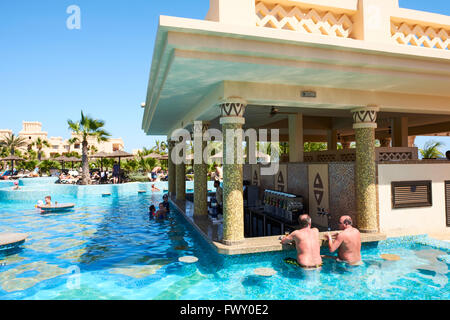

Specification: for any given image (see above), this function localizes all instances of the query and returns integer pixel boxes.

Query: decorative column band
[219,97,247,118]
[351,106,379,129]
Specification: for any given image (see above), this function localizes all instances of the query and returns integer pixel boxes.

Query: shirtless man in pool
[326,216,362,265]
[280,214,322,269]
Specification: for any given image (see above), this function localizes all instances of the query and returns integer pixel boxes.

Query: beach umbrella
[66,156,81,170]
[54,155,71,170]
[143,152,163,160]
[1,155,23,173]
[91,151,110,172]
[109,150,134,183]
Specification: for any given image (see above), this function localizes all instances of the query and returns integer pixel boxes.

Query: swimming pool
[0,181,449,300]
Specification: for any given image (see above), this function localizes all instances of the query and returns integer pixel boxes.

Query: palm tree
[0,133,27,155]
[68,111,110,185]
[32,137,50,161]
[419,140,445,159]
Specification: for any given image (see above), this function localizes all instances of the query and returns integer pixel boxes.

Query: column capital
[219,96,247,118]
[351,106,379,129]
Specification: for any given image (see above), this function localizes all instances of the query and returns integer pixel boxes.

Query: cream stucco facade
[0,121,124,157]
[378,163,450,236]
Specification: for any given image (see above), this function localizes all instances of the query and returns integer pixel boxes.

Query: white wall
[378,163,450,235]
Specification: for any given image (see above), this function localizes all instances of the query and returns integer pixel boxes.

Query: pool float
[138,190,146,194]
[380,254,401,261]
[102,193,111,197]
[178,256,198,263]
[284,257,322,270]
[0,233,28,251]
[39,203,75,213]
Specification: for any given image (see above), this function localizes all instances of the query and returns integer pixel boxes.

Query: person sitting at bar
[326,216,362,266]
[213,180,223,214]
[281,214,323,269]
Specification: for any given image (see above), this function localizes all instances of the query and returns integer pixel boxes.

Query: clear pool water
[0,181,449,300]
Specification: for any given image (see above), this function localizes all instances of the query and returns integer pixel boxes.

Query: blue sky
[0,0,449,154]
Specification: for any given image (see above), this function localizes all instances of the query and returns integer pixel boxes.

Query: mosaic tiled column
[168,139,176,197]
[175,143,186,201]
[220,97,247,245]
[352,106,379,233]
[193,121,209,217]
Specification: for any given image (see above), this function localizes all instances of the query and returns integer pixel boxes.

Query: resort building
[0,121,125,157]
[142,0,450,253]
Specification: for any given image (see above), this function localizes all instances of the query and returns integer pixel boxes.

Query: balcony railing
[303,147,419,163]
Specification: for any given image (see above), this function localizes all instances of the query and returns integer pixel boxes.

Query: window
[391,181,432,209]
[74,144,80,149]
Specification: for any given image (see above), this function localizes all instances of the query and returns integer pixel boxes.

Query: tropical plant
[0,133,27,155]
[304,142,328,152]
[419,140,445,159]
[39,159,61,176]
[68,111,110,184]
[151,140,168,154]
[138,157,157,173]
[32,137,50,161]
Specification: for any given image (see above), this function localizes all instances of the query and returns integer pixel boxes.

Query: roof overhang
[142,15,450,135]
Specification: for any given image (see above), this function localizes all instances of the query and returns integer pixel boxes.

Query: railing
[304,147,418,163]
[255,1,354,39]
[391,20,449,50]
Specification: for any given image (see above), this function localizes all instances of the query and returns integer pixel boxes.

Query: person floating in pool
[35,196,53,211]
[12,181,20,190]
[149,205,156,218]
[162,194,170,211]
[151,184,160,192]
[325,216,362,266]
[280,214,323,269]
[155,203,167,219]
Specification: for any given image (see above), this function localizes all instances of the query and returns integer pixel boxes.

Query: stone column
[352,106,379,233]
[168,139,176,197]
[220,97,247,245]
[288,113,304,162]
[408,135,416,147]
[392,117,408,147]
[327,129,338,151]
[193,121,209,217]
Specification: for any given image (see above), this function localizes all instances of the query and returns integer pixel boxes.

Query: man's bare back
[282,227,322,267]
[328,217,361,265]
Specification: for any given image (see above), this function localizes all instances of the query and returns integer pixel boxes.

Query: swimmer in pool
[155,203,167,219]
[325,216,362,266]
[151,184,160,192]
[12,181,20,190]
[149,205,156,218]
